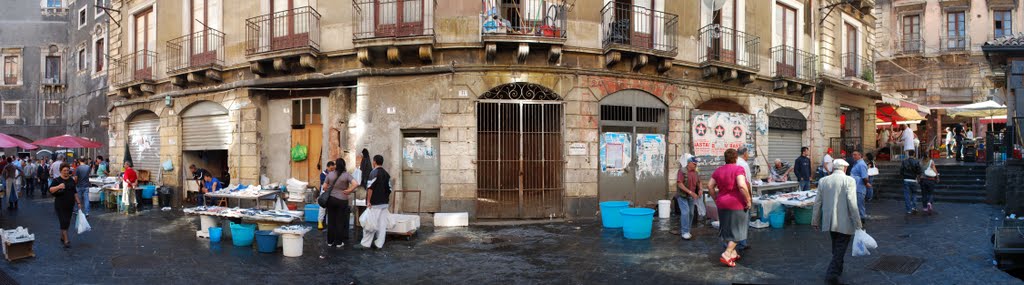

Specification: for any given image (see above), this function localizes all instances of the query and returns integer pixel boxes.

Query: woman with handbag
[49,164,82,248]
[920,154,940,214]
[322,158,358,248]
[865,153,878,202]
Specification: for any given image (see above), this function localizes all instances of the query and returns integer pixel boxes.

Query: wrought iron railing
[940,35,969,52]
[167,28,225,73]
[245,6,321,55]
[480,1,567,40]
[353,0,434,40]
[697,24,760,70]
[841,52,874,83]
[770,45,816,82]
[600,2,678,54]
[899,37,923,54]
[111,50,157,87]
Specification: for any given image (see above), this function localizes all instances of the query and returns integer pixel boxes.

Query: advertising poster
[692,110,755,166]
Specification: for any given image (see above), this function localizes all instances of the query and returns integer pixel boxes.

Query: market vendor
[189,165,210,192]
[200,172,220,206]
[769,159,792,182]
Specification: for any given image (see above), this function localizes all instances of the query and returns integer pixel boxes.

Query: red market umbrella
[876,105,905,123]
[0,133,37,150]
[32,135,103,149]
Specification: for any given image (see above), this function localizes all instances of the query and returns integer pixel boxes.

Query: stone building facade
[105,0,879,218]
[0,0,109,158]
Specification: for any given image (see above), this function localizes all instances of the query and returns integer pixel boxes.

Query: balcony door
[946,11,966,50]
[775,3,796,77]
[902,15,920,52]
[710,0,737,63]
[612,0,654,49]
[270,0,310,51]
[133,7,154,80]
[190,0,220,67]
[375,0,424,37]
[845,23,858,77]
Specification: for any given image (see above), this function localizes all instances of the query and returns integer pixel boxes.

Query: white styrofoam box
[434,212,469,227]
[388,214,420,233]
[88,191,101,202]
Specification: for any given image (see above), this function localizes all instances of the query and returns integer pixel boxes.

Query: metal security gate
[182,101,232,151]
[476,83,564,219]
[768,130,802,166]
[598,90,668,206]
[127,113,161,176]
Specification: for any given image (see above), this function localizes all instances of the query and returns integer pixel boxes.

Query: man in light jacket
[812,159,863,284]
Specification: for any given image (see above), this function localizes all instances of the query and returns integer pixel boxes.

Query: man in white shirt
[736,147,752,186]
[966,128,974,139]
[901,125,916,155]
[822,148,834,174]
[944,127,954,158]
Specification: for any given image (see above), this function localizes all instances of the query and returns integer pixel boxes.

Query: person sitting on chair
[200,172,220,206]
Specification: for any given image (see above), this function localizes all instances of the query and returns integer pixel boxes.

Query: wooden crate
[3,241,34,262]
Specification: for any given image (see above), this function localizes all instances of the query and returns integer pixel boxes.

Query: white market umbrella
[948,100,1008,135]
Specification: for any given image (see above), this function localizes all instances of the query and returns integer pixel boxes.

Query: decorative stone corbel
[419,45,433,64]
[187,72,205,84]
[170,75,187,87]
[205,70,222,82]
[548,45,562,63]
[605,51,621,68]
[720,69,737,82]
[485,43,497,62]
[387,47,402,65]
[702,66,718,79]
[738,72,756,85]
[273,58,289,72]
[357,48,372,66]
[300,54,317,70]
[656,58,671,73]
[249,61,266,76]
[516,43,530,64]
[631,54,648,72]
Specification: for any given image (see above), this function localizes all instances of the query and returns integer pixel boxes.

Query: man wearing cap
[675,154,702,240]
[812,158,863,284]
[823,148,834,174]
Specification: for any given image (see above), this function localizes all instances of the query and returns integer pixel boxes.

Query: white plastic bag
[695,195,707,217]
[162,159,174,171]
[76,210,91,234]
[852,229,877,257]
[359,207,380,231]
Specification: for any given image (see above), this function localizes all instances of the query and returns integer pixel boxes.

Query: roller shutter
[182,115,232,150]
[127,114,161,176]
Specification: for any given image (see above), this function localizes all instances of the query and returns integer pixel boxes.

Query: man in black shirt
[189,165,210,195]
[360,155,392,249]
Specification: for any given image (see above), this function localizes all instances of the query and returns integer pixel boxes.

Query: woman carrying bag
[49,164,82,248]
[920,154,939,214]
[323,158,358,248]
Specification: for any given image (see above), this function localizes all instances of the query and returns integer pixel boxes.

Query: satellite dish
[702,0,728,11]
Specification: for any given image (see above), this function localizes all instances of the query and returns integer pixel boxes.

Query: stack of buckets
[600,201,656,240]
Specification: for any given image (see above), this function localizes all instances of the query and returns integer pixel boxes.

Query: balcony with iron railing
[167,28,225,76]
[353,0,435,47]
[480,1,567,45]
[770,45,817,84]
[898,37,923,55]
[940,35,969,53]
[698,24,760,72]
[110,50,158,96]
[245,6,321,58]
[111,50,157,88]
[841,52,874,84]
[600,2,678,58]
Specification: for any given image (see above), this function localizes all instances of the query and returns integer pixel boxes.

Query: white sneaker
[682,233,692,240]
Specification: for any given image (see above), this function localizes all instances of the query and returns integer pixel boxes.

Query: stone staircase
[872,161,988,204]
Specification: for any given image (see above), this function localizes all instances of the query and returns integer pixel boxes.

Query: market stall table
[751,181,800,196]
[204,190,279,209]
[184,206,302,239]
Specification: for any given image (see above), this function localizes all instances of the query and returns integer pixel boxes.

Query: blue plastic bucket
[619,208,656,239]
[209,227,223,243]
[599,201,630,228]
[769,211,786,229]
[304,204,319,223]
[141,185,156,199]
[229,222,257,247]
[757,206,769,223]
[255,231,278,253]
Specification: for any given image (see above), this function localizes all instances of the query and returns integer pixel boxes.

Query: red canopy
[876,105,904,122]
[32,135,103,149]
[0,133,37,150]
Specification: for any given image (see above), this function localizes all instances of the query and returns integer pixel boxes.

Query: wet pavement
[0,196,1019,285]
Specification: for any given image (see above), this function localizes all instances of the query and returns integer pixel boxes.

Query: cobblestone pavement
[0,197,1018,285]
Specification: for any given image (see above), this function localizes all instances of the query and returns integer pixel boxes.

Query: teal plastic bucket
[141,185,156,199]
[793,207,812,225]
[619,208,656,239]
[229,222,257,247]
[769,211,786,229]
[255,231,278,253]
[209,227,223,243]
[599,201,630,228]
[758,206,769,223]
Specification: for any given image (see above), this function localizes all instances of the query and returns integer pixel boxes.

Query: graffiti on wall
[128,130,157,161]
[635,134,665,180]
[600,132,632,175]
[403,138,435,167]
[756,109,769,135]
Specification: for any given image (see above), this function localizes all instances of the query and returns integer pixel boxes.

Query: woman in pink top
[707,148,752,267]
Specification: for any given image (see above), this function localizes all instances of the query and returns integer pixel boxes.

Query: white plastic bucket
[657,200,671,219]
[199,216,218,235]
[281,233,303,257]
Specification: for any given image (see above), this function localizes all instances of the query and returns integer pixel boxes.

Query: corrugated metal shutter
[182,115,232,150]
[128,117,161,176]
[768,129,803,167]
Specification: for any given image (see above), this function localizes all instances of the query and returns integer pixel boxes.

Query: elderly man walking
[812,159,863,284]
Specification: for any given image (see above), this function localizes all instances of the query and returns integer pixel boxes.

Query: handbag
[924,161,938,177]
[867,167,879,176]
[317,174,340,207]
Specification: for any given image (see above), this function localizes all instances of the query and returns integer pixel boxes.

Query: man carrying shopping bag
[359,155,392,249]
[812,159,863,285]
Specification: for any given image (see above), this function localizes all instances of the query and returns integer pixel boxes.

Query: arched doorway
[127,111,161,177]
[767,107,807,167]
[598,90,668,205]
[181,101,231,189]
[476,83,564,219]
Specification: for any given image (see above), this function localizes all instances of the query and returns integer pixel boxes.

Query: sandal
[719,254,736,267]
